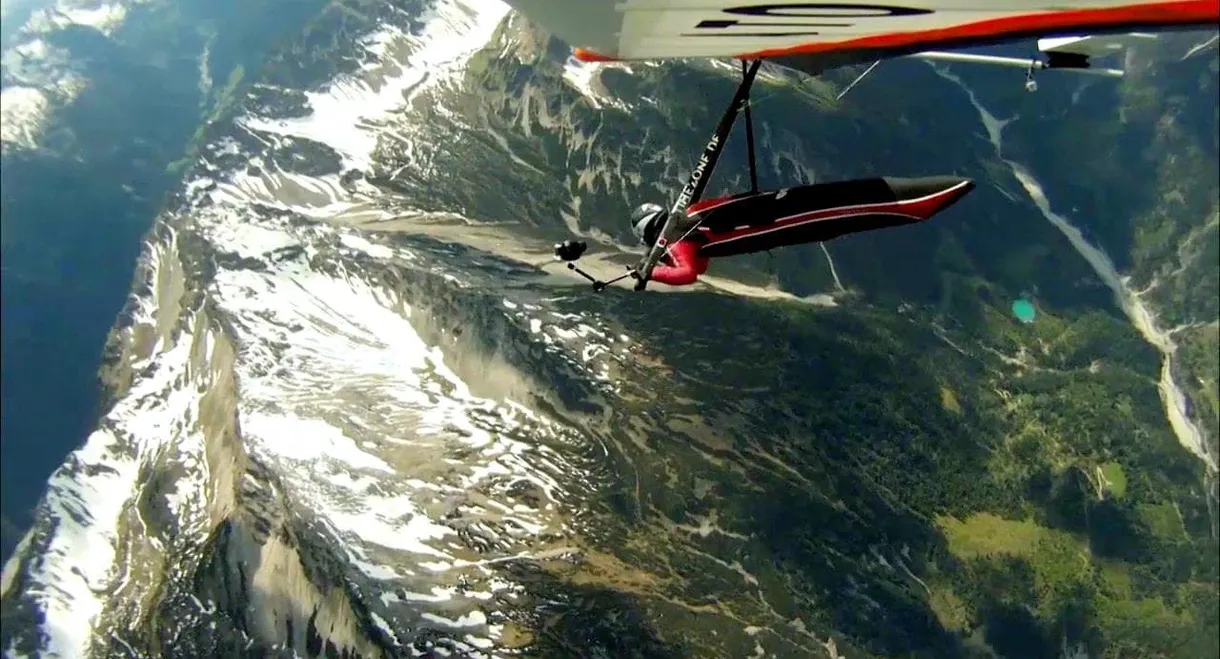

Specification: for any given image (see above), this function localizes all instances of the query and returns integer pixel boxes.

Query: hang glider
[505,0,1219,290]
[503,1,1215,70]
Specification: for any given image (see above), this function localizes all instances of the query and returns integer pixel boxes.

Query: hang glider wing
[498,0,1218,75]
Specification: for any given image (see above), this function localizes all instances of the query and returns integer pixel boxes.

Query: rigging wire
[655,58,876,265]
[835,60,883,100]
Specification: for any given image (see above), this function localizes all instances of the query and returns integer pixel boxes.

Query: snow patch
[340,233,395,259]
[0,85,49,150]
[561,56,632,110]
[27,2,129,36]
[26,313,205,658]
[240,0,510,172]
[242,412,395,474]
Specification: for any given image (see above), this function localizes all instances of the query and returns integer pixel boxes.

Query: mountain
[0,0,335,559]
[1,0,1217,657]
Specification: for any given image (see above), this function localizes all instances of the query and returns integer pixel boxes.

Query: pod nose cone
[882,175,976,219]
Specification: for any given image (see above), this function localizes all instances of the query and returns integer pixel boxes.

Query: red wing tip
[740,1,1219,60]
[573,48,619,63]
[576,47,756,64]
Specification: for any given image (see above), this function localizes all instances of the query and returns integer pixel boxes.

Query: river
[932,66,1218,476]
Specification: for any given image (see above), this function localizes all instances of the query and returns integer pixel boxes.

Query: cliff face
[0,0,336,561]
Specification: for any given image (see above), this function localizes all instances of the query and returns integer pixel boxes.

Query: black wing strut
[632,58,762,291]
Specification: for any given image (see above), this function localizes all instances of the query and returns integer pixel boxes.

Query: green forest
[420,23,1220,658]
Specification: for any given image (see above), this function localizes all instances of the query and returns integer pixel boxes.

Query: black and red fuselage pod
[686,176,975,258]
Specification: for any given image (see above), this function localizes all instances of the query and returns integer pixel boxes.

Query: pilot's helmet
[629,203,667,244]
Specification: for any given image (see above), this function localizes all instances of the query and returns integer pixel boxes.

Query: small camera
[553,240,588,262]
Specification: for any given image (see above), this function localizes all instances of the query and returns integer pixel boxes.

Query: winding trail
[932,66,1217,475]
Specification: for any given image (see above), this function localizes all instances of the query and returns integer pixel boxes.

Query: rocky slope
[0,0,333,559]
